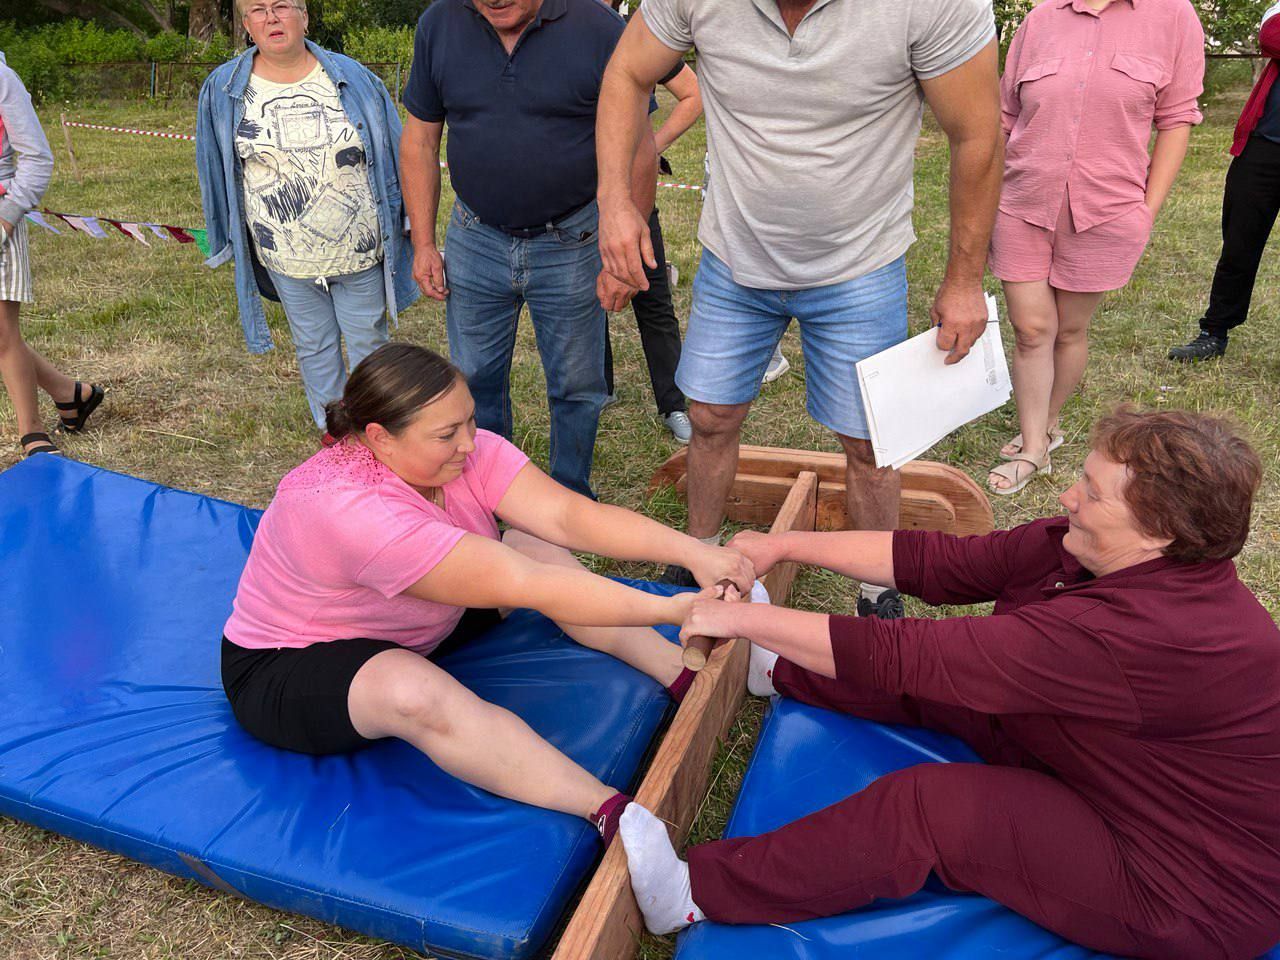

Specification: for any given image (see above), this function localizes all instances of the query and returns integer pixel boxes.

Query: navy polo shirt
[404,0,639,230]
[1257,76,1280,145]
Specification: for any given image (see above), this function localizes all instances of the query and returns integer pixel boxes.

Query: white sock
[697,534,721,548]
[860,582,888,603]
[620,804,704,935]
[748,643,779,697]
[745,580,777,697]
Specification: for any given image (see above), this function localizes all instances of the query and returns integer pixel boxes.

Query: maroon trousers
[686,660,1224,960]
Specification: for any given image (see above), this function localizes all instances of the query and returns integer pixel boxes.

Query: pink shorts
[988,201,1153,293]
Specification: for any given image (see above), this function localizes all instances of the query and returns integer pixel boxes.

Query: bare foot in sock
[620,804,704,935]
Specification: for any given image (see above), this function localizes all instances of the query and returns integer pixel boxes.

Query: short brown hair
[1090,406,1262,563]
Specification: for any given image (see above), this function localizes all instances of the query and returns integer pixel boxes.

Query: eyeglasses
[245,2,301,22]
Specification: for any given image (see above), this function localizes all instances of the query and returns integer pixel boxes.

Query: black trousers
[1203,135,1280,338]
[604,207,686,415]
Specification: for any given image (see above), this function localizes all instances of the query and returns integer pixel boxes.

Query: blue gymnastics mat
[0,456,683,960]
[675,697,1280,960]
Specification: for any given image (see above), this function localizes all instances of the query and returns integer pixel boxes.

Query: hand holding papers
[857,294,1010,470]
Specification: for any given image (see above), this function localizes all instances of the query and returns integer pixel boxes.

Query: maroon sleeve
[1261,6,1280,60]
[892,520,1050,607]
[828,605,1142,723]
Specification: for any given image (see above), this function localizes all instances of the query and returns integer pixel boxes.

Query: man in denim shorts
[596,0,1003,615]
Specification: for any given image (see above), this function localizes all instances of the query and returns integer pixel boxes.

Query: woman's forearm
[519,561,686,626]
[725,603,836,677]
[773,530,896,587]
[560,498,701,570]
[1145,125,1191,217]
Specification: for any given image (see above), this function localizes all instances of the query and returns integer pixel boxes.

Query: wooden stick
[59,113,81,183]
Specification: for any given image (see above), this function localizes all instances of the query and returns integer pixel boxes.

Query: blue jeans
[269,264,389,430]
[444,198,606,497]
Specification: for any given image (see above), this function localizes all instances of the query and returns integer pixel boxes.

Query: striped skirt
[0,218,33,303]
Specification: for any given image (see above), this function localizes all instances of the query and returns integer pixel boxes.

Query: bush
[343,25,413,66]
[35,19,145,64]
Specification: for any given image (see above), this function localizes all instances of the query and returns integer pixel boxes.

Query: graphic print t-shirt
[237,62,381,279]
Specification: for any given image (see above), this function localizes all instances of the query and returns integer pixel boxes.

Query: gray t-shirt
[640,0,994,290]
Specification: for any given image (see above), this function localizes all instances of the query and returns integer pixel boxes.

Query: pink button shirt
[224,429,529,655]
[999,0,1204,232]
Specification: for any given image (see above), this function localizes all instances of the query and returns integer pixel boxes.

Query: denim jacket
[0,52,55,226]
[196,41,419,353]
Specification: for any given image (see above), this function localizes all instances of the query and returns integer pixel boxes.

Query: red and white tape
[62,120,196,142]
[61,119,705,192]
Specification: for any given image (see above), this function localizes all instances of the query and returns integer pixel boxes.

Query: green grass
[1,78,1278,959]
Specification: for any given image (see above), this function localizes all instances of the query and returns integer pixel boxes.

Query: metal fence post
[395,62,402,96]
[149,62,157,99]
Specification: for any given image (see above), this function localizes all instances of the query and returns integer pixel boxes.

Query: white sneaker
[663,410,692,443]
[762,346,790,384]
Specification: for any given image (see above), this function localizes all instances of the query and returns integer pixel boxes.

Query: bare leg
[30,349,77,406]
[837,433,899,531]
[1046,289,1106,426]
[503,529,684,686]
[992,281,1058,490]
[348,649,614,818]
[0,301,45,450]
[684,400,752,540]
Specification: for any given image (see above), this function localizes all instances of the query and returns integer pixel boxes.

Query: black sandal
[20,432,61,457]
[55,381,105,433]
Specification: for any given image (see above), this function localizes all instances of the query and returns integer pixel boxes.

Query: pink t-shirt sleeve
[468,428,531,510]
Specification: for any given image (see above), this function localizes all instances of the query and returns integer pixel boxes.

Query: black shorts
[221,608,502,755]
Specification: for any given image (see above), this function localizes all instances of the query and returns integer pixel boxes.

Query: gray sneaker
[762,346,790,384]
[663,410,692,443]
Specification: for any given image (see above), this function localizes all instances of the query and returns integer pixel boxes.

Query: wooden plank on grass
[553,471,818,960]
[671,471,960,533]
[652,445,992,536]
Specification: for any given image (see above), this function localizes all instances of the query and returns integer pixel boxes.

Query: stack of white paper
[856,294,1010,470]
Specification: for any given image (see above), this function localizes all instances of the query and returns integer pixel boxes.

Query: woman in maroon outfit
[621,408,1280,960]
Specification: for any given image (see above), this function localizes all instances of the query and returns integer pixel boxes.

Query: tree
[187,0,220,41]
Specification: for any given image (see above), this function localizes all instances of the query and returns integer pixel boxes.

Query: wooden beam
[652,445,992,537]
[553,472,818,960]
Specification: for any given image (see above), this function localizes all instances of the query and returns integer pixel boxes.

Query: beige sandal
[1000,428,1064,461]
[988,454,1052,496]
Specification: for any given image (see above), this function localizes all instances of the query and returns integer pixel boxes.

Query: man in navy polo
[400,0,657,497]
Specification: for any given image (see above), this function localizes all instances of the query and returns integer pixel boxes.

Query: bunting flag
[113,221,150,246]
[35,209,208,258]
[23,211,61,234]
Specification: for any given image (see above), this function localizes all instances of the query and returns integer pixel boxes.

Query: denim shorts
[676,251,908,439]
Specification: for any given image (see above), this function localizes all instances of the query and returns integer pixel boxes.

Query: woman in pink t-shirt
[986,0,1203,495]
[222,342,753,844]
